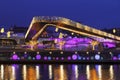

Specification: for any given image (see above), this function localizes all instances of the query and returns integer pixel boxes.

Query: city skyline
[0,0,120,29]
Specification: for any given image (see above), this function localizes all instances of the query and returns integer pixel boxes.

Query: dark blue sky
[0,0,120,29]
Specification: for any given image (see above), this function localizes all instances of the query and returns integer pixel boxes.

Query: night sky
[0,0,120,29]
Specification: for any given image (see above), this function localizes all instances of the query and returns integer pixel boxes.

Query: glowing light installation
[12,54,18,60]
[72,54,78,60]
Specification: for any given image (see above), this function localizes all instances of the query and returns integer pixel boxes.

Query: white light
[75,65,78,79]
[55,28,59,32]
[49,52,52,54]
[37,52,39,54]
[95,54,100,60]
[86,52,89,54]
[36,66,40,80]
[1,65,4,80]
[7,31,11,38]
[60,65,64,80]
[113,29,116,33]
[98,65,102,79]
[109,65,113,80]
[49,65,52,79]
[13,52,16,54]
[75,51,77,54]
[24,52,27,54]
[11,65,16,80]
[98,52,101,54]
[0,28,4,33]
[23,65,27,80]
[61,52,63,54]
[71,32,74,35]
[86,65,90,80]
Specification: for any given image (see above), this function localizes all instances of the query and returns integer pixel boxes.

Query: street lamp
[0,28,4,33]
[113,29,116,34]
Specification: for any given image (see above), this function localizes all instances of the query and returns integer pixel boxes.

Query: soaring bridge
[25,16,120,43]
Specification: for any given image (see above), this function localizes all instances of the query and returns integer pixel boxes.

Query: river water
[0,64,120,80]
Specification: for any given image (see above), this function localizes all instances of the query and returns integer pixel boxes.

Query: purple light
[56,57,59,60]
[12,54,18,60]
[113,56,117,60]
[24,54,28,57]
[72,54,77,60]
[67,56,71,60]
[61,57,64,60]
[87,57,89,60]
[103,43,116,48]
[36,54,41,60]
[44,56,47,60]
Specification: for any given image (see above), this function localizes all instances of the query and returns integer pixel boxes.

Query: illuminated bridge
[1,16,120,63]
[25,16,120,51]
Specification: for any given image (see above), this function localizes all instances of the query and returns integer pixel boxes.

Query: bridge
[25,16,120,51]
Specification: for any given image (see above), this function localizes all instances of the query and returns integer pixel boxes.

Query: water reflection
[54,65,67,80]
[109,65,114,80]
[22,65,27,80]
[36,65,40,80]
[1,65,4,80]
[0,64,120,80]
[48,65,52,79]
[86,65,90,80]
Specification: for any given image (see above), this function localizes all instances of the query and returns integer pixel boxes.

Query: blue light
[83,57,86,60]
[95,54,100,60]
[118,54,120,58]
[48,56,51,60]
[78,56,81,60]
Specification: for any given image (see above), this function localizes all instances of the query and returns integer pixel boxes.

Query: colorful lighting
[48,56,51,60]
[72,54,77,60]
[67,56,71,60]
[113,56,117,60]
[44,56,47,60]
[87,57,89,60]
[83,57,86,60]
[118,54,120,58]
[78,56,81,60]
[56,57,59,60]
[33,57,35,60]
[61,57,64,60]
[95,54,100,60]
[24,54,28,58]
[12,54,18,60]
[36,54,41,60]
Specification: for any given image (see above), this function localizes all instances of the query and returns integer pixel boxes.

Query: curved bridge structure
[25,16,120,43]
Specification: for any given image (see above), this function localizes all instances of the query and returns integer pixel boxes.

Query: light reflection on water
[0,64,120,80]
